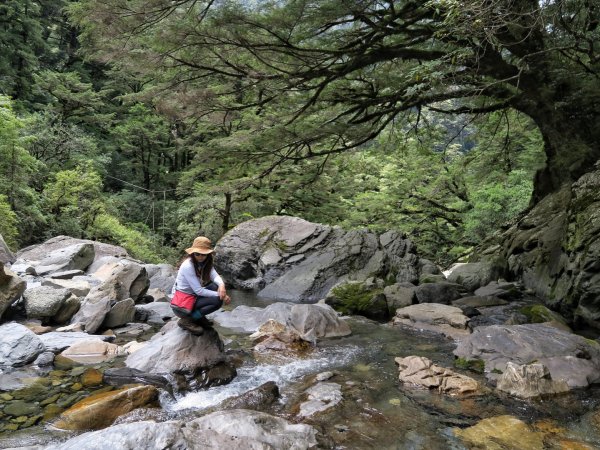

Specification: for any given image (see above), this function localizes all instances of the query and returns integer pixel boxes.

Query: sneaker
[177,318,204,335]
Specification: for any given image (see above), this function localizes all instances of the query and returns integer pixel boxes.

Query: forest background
[0,0,550,267]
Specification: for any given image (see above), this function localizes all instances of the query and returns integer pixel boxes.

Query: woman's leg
[192,296,223,317]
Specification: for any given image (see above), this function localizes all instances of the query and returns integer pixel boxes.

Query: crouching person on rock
[170,236,231,335]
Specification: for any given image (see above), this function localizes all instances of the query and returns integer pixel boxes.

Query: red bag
[171,290,196,312]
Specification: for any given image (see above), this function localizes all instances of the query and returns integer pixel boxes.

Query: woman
[170,236,231,335]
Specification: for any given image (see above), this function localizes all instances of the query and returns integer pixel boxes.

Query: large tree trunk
[515,80,600,203]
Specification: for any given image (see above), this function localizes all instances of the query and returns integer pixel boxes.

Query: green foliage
[0,195,19,250]
[519,305,568,325]
[43,165,105,237]
[329,283,381,315]
[454,358,485,374]
[88,213,163,263]
[0,95,46,246]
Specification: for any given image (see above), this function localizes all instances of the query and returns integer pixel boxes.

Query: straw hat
[185,236,214,255]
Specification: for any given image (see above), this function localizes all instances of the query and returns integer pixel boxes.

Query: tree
[0,95,45,245]
[70,0,600,205]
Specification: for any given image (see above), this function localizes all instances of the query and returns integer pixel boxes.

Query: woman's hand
[218,284,227,300]
[223,294,231,305]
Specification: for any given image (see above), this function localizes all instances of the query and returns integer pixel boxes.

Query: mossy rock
[454,357,485,374]
[418,274,447,284]
[519,304,568,325]
[326,282,389,321]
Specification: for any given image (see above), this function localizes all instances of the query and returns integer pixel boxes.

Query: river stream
[2,290,600,449]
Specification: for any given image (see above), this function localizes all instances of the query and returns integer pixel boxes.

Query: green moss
[519,304,567,325]
[330,283,381,314]
[454,357,485,373]
[491,368,503,374]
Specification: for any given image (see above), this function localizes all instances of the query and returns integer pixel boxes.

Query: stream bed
[2,291,600,449]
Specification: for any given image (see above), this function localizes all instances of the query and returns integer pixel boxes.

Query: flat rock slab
[393,303,470,339]
[454,323,600,388]
[45,409,320,450]
[38,331,114,353]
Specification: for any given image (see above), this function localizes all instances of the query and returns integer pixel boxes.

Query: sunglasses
[192,252,207,256]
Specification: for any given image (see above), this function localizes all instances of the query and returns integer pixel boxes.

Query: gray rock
[452,296,509,308]
[41,277,91,297]
[393,303,471,339]
[18,236,129,269]
[446,262,502,292]
[22,286,71,319]
[38,331,114,353]
[30,243,95,276]
[144,263,176,293]
[92,260,150,303]
[53,294,81,324]
[496,361,570,398]
[45,410,320,450]
[134,302,175,325]
[125,322,225,375]
[298,382,343,417]
[0,322,45,367]
[454,323,600,388]
[103,367,172,393]
[0,263,26,320]
[215,216,427,302]
[413,282,464,305]
[0,233,14,264]
[479,164,600,328]
[33,351,55,366]
[145,288,169,303]
[288,303,351,342]
[50,270,85,279]
[213,302,351,341]
[112,323,152,337]
[474,281,521,300]
[103,298,136,328]
[220,381,280,412]
[384,282,416,312]
[70,295,111,333]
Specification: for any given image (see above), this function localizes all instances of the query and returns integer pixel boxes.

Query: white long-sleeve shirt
[172,258,223,297]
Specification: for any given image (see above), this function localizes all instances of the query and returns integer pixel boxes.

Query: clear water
[3,291,600,449]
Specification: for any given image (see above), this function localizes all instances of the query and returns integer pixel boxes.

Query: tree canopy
[71,0,599,201]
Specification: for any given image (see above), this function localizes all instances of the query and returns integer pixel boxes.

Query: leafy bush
[88,213,164,263]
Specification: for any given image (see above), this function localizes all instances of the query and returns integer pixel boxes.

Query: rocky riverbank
[0,218,599,448]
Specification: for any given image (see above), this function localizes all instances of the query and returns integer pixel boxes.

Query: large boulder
[72,261,150,333]
[0,322,45,367]
[17,236,129,269]
[454,323,600,388]
[45,410,321,450]
[53,385,159,430]
[37,331,114,353]
[413,282,464,305]
[125,321,234,390]
[393,303,471,339]
[144,263,176,294]
[90,260,150,302]
[446,262,502,292]
[22,286,71,321]
[480,162,600,329]
[0,262,26,320]
[215,216,429,302]
[16,241,95,276]
[212,302,351,340]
